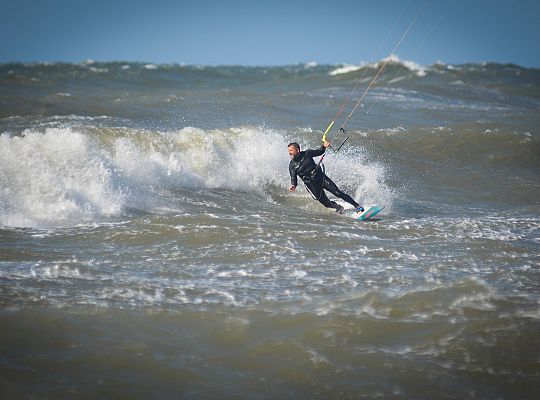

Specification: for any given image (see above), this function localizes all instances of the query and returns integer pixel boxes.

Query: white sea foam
[328,64,365,76]
[89,66,108,73]
[382,55,428,77]
[0,128,124,227]
[329,55,428,78]
[0,126,289,227]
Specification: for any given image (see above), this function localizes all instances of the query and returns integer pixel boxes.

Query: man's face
[288,145,299,158]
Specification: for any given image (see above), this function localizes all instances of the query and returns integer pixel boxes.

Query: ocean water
[1,58,539,399]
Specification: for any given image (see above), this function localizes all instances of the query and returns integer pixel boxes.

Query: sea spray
[1,124,393,228]
[0,127,123,227]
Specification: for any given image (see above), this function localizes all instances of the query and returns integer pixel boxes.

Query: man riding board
[288,140,363,214]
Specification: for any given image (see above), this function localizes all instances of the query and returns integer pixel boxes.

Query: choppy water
[1,58,539,399]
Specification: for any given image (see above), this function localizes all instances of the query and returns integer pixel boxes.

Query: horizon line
[0,58,537,69]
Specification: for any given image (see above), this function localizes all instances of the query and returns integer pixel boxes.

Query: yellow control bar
[322,120,335,142]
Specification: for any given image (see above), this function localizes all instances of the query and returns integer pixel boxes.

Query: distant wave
[328,63,366,76]
[329,55,428,77]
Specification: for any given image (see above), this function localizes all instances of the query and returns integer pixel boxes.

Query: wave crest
[0,126,291,227]
[329,55,428,77]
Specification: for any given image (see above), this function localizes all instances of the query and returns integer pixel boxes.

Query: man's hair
[288,142,300,151]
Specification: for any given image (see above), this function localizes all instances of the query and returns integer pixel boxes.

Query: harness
[293,153,326,201]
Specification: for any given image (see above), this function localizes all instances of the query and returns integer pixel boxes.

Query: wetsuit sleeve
[309,145,326,158]
[289,161,298,187]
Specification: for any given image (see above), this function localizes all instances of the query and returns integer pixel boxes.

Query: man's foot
[335,205,345,214]
[355,206,364,213]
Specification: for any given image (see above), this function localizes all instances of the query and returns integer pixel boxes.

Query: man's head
[288,142,300,158]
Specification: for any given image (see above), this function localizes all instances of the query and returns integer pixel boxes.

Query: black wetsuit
[289,145,360,210]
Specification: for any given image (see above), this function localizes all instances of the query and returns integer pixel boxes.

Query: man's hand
[323,140,331,148]
[289,185,296,192]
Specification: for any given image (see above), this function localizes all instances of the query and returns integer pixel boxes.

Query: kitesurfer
[288,141,363,214]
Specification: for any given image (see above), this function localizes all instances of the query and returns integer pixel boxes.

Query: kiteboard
[343,205,384,221]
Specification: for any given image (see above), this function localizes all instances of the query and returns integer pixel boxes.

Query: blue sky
[2,0,539,67]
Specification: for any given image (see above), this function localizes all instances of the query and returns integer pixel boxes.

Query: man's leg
[306,180,341,211]
[323,176,360,208]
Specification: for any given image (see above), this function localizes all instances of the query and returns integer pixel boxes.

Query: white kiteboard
[343,205,384,221]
